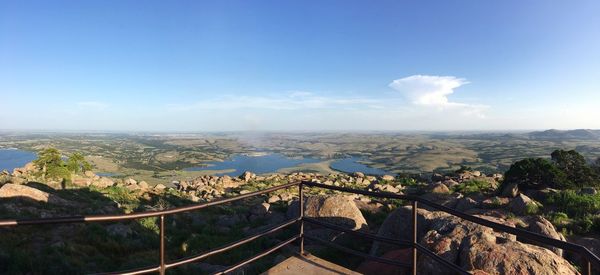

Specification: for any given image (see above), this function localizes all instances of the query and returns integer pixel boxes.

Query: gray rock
[250,202,270,216]
[501,181,519,198]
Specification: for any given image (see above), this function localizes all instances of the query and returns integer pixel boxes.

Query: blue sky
[1,0,599,131]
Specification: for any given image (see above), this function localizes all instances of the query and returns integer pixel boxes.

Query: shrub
[138,217,159,234]
[524,202,540,215]
[453,179,496,194]
[547,190,600,218]
[502,158,568,190]
[548,212,569,225]
[551,150,598,188]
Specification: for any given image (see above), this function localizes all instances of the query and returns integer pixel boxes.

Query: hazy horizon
[2,1,599,131]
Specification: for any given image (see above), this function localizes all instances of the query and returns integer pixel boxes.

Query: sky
[1,0,600,132]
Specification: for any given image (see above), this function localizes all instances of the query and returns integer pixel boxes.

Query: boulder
[0,184,70,206]
[459,230,577,275]
[138,181,149,190]
[288,195,368,231]
[220,175,239,188]
[409,209,577,275]
[442,179,459,188]
[267,195,281,203]
[250,202,270,216]
[381,175,395,181]
[154,184,167,192]
[92,177,114,188]
[508,194,540,215]
[84,170,96,178]
[500,182,519,198]
[371,206,450,254]
[455,197,478,212]
[354,172,365,178]
[521,216,566,257]
[430,182,450,194]
[240,171,256,182]
[124,178,137,186]
[24,162,38,172]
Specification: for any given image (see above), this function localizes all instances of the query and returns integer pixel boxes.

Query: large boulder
[288,195,368,242]
[508,194,540,215]
[0,184,70,206]
[303,195,368,231]
[459,230,577,275]
[521,216,567,257]
[500,182,519,198]
[371,206,449,254]
[374,207,577,275]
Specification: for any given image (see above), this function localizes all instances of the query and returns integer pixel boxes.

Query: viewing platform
[263,253,360,275]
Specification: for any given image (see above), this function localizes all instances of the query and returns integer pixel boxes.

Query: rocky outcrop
[521,216,567,257]
[459,230,576,275]
[508,193,541,215]
[0,184,71,206]
[302,195,368,231]
[373,206,577,275]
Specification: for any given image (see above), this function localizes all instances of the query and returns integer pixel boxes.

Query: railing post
[160,214,166,275]
[412,200,418,275]
[583,257,591,275]
[299,182,305,255]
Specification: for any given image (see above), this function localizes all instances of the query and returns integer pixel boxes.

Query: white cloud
[389,75,488,117]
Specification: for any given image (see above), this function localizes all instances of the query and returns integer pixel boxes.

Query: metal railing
[0,181,599,275]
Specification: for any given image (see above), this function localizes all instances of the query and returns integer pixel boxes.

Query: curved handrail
[0,182,297,226]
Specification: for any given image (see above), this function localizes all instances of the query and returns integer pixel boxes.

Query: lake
[0,149,37,172]
[184,153,392,177]
[184,153,321,176]
[330,157,391,176]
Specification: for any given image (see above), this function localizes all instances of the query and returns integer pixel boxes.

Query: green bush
[503,158,568,190]
[138,217,159,234]
[547,190,600,218]
[453,179,496,194]
[548,212,569,225]
[524,202,540,215]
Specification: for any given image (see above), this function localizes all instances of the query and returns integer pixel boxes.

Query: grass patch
[452,179,497,194]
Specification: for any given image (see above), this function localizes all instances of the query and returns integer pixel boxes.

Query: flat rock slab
[263,254,361,275]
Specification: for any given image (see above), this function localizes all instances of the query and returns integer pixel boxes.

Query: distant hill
[529,129,600,140]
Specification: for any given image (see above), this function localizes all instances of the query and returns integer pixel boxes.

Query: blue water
[96,172,118,177]
[0,149,37,172]
[330,157,391,176]
[184,153,321,177]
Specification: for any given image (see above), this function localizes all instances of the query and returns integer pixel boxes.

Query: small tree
[591,157,600,177]
[66,152,92,173]
[503,158,568,190]
[34,148,71,180]
[551,150,598,188]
